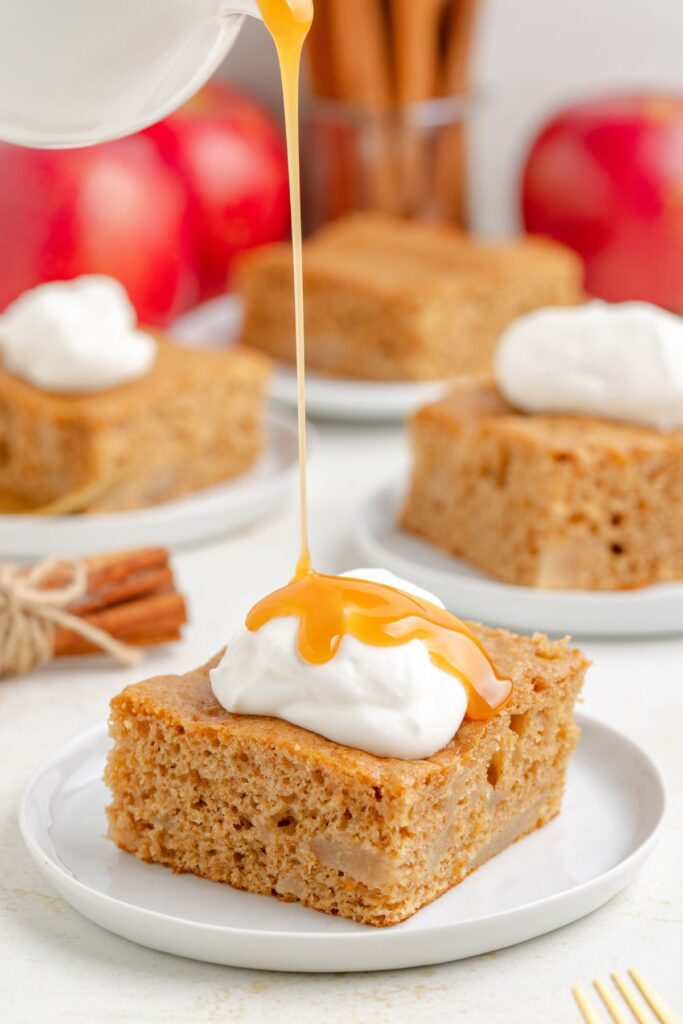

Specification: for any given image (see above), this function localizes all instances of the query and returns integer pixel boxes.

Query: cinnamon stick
[54,592,188,657]
[85,548,170,591]
[54,629,182,658]
[305,2,358,223]
[443,0,481,97]
[391,0,446,105]
[47,547,187,658]
[390,0,449,214]
[435,0,481,223]
[42,548,170,594]
[69,566,175,615]
[306,0,336,98]
[327,0,393,108]
[77,591,186,636]
[326,0,401,214]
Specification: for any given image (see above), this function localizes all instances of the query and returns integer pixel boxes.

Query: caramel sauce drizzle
[253,0,512,724]
[258,0,313,569]
[247,568,512,720]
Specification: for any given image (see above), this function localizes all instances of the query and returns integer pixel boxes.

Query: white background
[224,0,683,235]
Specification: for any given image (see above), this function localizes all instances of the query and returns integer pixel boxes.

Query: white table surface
[2,420,682,1023]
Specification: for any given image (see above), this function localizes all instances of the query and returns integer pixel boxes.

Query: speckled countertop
[2,422,681,1023]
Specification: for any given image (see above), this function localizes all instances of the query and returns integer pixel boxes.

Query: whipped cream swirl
[0,276,156,393]
[495,301,683,431]
[210,569,469,760]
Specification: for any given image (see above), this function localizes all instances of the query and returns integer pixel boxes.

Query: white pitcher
[0,0,270,148]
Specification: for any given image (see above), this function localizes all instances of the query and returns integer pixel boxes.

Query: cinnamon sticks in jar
[305,0,480,225]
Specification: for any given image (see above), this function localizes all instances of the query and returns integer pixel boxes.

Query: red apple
[521,95,683,311]
[145,81,289,300]
[0,135,195,325]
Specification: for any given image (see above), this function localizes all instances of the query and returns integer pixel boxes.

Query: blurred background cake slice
[402,303,683,590]
[0,276,270,514]
[0,341,270,513]
[236,213,583,382]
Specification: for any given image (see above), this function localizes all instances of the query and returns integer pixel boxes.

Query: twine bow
[0,557,143,678]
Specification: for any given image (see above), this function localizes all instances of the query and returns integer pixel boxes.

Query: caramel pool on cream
[247,568,512,720]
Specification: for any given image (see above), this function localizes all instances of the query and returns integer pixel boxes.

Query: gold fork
[573,968,681,1024]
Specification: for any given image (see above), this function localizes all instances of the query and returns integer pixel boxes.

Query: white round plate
[269,367,449,424]
[355,481,683,638]
[173,295,449,423]
[172,294,244,348]
[0,411,302,559]
[19,715,664,973]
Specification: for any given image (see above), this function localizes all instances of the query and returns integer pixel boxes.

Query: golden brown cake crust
[105,625,588,926]
[402,379,683,589]
[0,336,271,510]
[236,213,584,382]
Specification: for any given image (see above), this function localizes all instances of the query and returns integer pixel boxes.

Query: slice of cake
[236,213,584,381]
[401,380,683,590]
[0,339,270,512]
[105,623,587,928]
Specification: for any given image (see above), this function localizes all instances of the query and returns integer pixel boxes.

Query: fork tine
[612,973,654,1024]
[628,968,682,1024]
[594,979,629,1024]
[574,986,607,1024]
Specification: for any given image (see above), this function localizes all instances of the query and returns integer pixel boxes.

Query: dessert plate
[173,295,450,422]
[269,368,449,424]
[0,411,303,559]
[19,714,664,973]
[355,481,683,638]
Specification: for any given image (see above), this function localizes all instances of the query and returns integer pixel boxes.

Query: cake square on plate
[0,339,270,512]
[105,624,587,927]
[401,380,683,589]
[236,213,584,382]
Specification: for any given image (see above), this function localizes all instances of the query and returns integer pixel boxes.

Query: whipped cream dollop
[495,301,683,431]
[0,276,156,393]
[210,569,468,760]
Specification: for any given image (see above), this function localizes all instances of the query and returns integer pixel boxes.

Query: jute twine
[0,557,143,678]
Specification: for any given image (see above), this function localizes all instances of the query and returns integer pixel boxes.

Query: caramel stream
[258,0,312,571]
[255,0,511,723]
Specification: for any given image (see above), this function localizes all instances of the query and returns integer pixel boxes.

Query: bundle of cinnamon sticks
[52,548,187,658]
[306,0,480,224]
